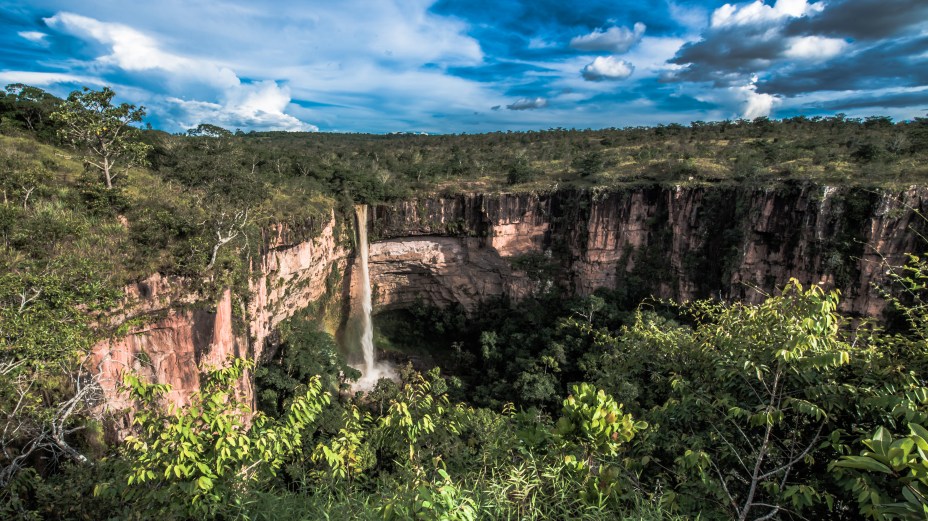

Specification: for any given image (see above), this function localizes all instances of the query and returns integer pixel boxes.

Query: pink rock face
[248,218,349,359]
[366,237,534,311]
[93,289,250,427]
[93,214,349,422]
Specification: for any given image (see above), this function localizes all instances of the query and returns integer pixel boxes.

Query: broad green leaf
[834,455,893,474]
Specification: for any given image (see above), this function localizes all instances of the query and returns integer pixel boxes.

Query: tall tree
[51,87,151,189]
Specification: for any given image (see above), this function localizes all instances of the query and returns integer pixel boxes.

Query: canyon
[91,183,928,413]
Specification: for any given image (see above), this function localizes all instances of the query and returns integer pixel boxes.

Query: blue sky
[1,0,926,133]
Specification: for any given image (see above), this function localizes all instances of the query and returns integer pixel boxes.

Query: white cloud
[41,12,314,131]
[691,75,780,119]
[735,77,779,118]
[44,13,239,89]
[528,37,557,49]
[18,31,48,44]
[507,97,548,110]
[711,0,824,28]
[570,23,646,53]
[30,3,494,132]
[166,81,316,132]
[783,35,848,60]
[581,56,635,81]
[0,71,102,87]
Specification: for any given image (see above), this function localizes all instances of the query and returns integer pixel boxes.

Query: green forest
[2,84,928,520]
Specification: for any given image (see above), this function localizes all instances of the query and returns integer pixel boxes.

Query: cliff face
[370,185,927,316]
[91,214,350,420]
[94,185,928,413]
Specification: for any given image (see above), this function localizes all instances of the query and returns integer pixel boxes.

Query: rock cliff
[92,213,350,420]
[94,184,928,413]
[370,185,927,316]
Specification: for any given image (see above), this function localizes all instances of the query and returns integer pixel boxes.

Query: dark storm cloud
[813,89,928,111]
[668,24,788,84]
[785,0,928,40]
[758,36,928,95]
[665,0,928,114]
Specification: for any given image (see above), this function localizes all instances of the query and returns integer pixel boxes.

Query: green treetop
[51,86,151,189]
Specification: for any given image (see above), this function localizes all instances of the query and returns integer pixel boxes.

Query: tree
[50,87,151,189]
[118,358,330,517]
[583,281,858,519]
[1,84,61,136]
[186,123,232,138]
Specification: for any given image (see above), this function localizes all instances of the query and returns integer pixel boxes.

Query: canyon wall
[94,184,928,414]
[370,184,928,316]
[91,214,350,420]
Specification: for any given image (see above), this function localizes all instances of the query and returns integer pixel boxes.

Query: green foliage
[0,257,118,364]
[116,358,330,517]
[831,425,928,519]
[377,370,463,469]
[0,84,62,141]
[50,87,151,190]
[564,281,878,518]
[556,383,645,459]
[255,321,356,417]
[506,155,540,185]
[309,403,374,482]
[827,241,928,520]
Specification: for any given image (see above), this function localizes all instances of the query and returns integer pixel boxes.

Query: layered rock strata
[371,185,927,316]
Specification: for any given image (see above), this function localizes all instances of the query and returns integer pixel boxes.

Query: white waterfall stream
[352,205,396,391]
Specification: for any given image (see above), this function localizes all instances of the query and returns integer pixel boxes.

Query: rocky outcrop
[367,237,534,311]
[93,288,248,425]
[248,216,349,358]
[92,213,350,419]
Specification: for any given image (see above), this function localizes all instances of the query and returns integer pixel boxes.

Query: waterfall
[353,205,396,391]
[357,205,375,380]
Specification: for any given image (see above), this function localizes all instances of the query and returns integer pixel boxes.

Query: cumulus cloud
[41,12,313,131]
[693,75,780,119]
[507,97,548,110]
[44,13,239,88]
[784,0,928,40]
[570,23,646,53]
[758,35,928,95]
[666,0,928,113]
[736,78,779,118]
[782,35,848,60]
[711,0,823,28]
[669,0,830,85]
[581,56,635,81]
[166,81,316,131]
